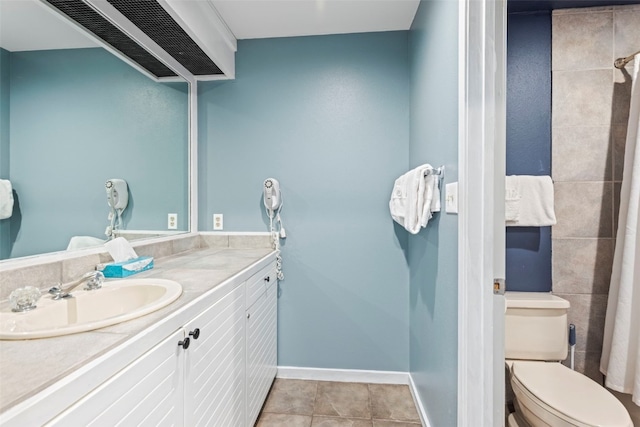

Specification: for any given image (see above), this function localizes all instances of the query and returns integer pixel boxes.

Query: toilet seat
[510,361,632,427]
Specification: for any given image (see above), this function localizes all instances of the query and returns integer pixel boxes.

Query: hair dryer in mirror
[105,179,129,239]
[263,178,281,213]
[106,179,129,211]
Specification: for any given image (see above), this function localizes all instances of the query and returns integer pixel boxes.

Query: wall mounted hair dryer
[263,178,281,213]
[263,178,285,280]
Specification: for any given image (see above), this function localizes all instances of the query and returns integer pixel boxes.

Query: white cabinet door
[246,270,278,427]
[184,283,246,427]
[47,329,185,427]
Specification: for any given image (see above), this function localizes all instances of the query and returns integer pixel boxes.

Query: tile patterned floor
[256,379,422,427]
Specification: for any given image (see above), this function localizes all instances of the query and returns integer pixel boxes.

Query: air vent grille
[44,0,178,78]
[106,0,223,76]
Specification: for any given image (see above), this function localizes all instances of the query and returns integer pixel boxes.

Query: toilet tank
[504,292,570,361]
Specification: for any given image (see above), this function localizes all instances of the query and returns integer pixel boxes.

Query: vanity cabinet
[246,266,278,427]
[41,260,276,427]
[47,329,186,426]
[185,283,246,427]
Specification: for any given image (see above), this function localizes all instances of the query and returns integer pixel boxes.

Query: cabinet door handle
[189,328,200,340]
[264,276,270,283]
[178,337,190,350]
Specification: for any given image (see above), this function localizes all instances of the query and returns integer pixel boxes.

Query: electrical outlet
[168,213,178,230]
[213,214,223,230]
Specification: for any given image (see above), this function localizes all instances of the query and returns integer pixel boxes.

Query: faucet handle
[9,286,41,312]
[84,271,104,290]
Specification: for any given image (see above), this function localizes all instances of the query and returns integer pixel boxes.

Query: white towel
[0,179,14,220]
[505,175,556,227]
[67,236,106,251]
[505,182,520,222]
[389,164,441,234]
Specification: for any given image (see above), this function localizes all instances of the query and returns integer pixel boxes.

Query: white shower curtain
[601,55,640,406]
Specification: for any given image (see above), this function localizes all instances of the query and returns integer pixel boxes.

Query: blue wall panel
[199,32,411,371]
[408,0,459,425]
[506,12,552,292]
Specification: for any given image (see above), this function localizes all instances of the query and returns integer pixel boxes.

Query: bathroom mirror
[0,0,189,260]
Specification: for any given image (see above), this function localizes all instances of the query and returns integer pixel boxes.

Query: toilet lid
[512,362,631,427]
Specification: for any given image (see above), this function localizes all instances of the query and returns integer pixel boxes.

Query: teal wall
[408,1,459,425]
[199,32,411,371]
[0,49,10,259]
[7,48,188,258]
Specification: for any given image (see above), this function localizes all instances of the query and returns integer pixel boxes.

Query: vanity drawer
[246,264,276,308]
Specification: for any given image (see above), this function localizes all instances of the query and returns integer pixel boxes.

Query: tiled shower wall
[551,4,640,382]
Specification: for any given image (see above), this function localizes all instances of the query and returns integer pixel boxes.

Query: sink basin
[0,278,182,340]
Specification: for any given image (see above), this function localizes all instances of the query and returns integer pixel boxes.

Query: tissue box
[100,256,154,278]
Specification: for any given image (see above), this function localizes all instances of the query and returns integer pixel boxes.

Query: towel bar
[424,166,445,178]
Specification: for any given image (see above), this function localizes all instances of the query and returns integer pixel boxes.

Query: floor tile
[314,381,371,418]
[369,384,421,422]
[312,416,373,427]
[262,378,317,415]
[257,413,313,427]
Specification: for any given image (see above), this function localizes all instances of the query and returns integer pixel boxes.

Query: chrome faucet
[49,271,105,300]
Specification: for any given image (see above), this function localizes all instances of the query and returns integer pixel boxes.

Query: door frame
[457,0,507,425]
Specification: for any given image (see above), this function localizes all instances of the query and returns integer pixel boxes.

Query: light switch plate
[445,182,458,214]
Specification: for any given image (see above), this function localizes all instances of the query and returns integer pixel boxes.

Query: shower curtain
[601,55,640,406]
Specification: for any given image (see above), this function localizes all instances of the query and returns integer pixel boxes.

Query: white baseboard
[408,374,431,427]
[276,367,430,427]
[276,366,409,385]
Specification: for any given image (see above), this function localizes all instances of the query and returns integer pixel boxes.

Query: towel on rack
[389,164,441,234]
[505,182,520,222]
[0,179,14,220]
[505,175,556,227]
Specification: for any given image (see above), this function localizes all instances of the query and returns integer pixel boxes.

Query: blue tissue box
[100,256,154,278]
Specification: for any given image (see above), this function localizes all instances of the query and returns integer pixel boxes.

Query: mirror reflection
[0,0,189,260]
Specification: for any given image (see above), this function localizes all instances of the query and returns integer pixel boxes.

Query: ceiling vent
[43,0,236,80]
[106,0,222,76]
[44,0,178,78]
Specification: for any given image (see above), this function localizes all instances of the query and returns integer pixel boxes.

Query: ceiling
[1,0,419,52]
[2,0,639,52]
[0,0,98,52]
[211,0,420,40]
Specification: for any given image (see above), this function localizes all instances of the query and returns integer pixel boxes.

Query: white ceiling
[212,0,420,40]
[0,0,98,52]
[0,0,419,52]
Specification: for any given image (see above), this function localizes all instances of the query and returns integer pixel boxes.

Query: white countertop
[0,247,275,415]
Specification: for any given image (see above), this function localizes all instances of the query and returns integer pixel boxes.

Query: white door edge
[457,0,506,425]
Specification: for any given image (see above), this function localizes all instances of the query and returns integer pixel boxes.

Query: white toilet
[504,291,633,427]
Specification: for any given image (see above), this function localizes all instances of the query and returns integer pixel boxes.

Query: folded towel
[67,236,106,250]
[390,164,441,234]
[0,179,14,220]
[505,175,556,227]
[505,182,521,222]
